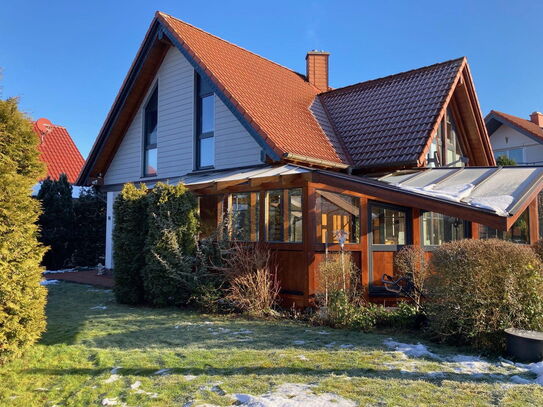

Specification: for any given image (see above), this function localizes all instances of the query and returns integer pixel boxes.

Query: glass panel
[508,148,524,164]
[479,208,529,244]
[446,111,464,167]
[317,190,360,244]
[199,136,214,168]
[144,88,158,146]
[144,148,157,177]
[288,189,303,242]
[231,192,259,241]
[422,212,465,246]
[267,190,283,242]
[371,206,406,245]
[201,95,214,134]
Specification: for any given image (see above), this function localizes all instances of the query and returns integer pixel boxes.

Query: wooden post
[412,208,421,246]
[305,182,317,304]
[529,199,539,244]
[471,222,479,239]
[359,196,369,300]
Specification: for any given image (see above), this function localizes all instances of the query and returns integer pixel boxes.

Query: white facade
[490,124,543,165]
[103,45,264,268]
[104,46,263,185]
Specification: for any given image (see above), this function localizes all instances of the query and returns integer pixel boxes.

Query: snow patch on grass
[41,280,60,286]
[232,383,356,406]
[154,368,171,375]
[384,338,441,359]
[91,305,108,310]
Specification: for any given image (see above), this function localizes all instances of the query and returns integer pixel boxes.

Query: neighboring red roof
[320,58,464,168]
[33,120,85,183]
[157,12,345,165]
[487,110,543,142]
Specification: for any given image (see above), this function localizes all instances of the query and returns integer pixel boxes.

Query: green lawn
[1,282,542,406]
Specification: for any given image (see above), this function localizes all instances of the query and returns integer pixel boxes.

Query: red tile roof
[157,12,345,165]
[488,110,543,142]
[33,120,85,183]
[319,58,465,168]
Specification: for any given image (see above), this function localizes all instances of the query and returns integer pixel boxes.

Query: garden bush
[223,242,280,316]
[394,245,429,306]
[0,98,47,363]
[112,183,148,304]
[426,239,543,352]
[142,183,199,306]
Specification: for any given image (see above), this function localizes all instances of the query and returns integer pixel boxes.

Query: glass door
[368,202,411,294]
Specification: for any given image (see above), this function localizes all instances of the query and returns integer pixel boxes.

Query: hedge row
[113,182,199,306]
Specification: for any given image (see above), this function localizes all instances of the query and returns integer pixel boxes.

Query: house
[77,11,543,306]
[33,117,85,196]
[485,110,543,165]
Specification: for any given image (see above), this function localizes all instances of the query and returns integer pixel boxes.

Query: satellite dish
[36,118,53,134]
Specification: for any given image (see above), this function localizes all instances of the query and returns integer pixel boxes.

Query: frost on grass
[40,279,60,286]
[154,368,171,375]
[384,338,440,359]
[292,340,305,345]
[91,305,108,310]
[232,383,356,407]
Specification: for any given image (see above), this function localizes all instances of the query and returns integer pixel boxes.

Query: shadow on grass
[22,366,528,386]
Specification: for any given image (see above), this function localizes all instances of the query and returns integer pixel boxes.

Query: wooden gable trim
[77,20,170,185]
[416,60,495,168]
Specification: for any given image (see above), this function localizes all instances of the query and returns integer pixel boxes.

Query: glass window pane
[317,190,360,244]
[508,148,524,164]
[232,192,259,241]
[144,148,157,177]
[201,95,214,134]
[288,189,303,242]
[199,136,214,168]
[422,212,464,246]
[371,206,406,245]
[267,190,283,242]
[479,208,529,244]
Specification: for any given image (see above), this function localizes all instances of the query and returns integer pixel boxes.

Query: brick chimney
[306,51,330,92]
[530,112,543,127]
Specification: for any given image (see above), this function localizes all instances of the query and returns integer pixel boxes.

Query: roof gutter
[282,152,349,170]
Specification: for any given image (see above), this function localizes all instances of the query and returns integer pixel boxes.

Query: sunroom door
[368,202,411,294]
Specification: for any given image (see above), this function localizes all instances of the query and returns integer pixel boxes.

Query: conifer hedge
[0,98,47,363]
[112,183,148,304]
[143,183,199,306]
[112,182,199,306]
[37,174,74,270]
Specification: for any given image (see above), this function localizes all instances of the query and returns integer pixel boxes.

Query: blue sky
[1,0,542,158]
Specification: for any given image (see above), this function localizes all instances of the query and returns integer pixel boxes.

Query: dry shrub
[394,245,430,305]
[532,239,543,262]
[427,239,543,353]
[316,252,360,307]
[223,243,280,316]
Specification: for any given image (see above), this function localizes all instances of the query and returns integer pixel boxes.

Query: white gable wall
[490,124,543,165]
[104,46,263,186]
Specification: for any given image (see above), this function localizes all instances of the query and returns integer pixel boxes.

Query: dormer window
[143,87,158,177]
[196,74,215,169]
[427,109,465,167]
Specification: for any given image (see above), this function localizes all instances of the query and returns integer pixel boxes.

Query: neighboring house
[485,110,543,165]
[78,12,543,306]
[33,117,85,196]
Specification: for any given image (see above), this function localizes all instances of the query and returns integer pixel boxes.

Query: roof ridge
[156,11,313,85]
[321,56,466,96]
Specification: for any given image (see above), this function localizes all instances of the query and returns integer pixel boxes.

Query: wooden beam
[529,199,539,244]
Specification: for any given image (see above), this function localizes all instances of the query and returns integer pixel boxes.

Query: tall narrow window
[371,206,406,245]
[426,109,465,167]
[143,87,158,177]
[288,189,303,242]
[267,190,283,242]
[231,192,260,241]
[316,190,360,244]
[196,74,214,169]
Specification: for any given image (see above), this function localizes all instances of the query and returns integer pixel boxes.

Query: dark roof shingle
[319,58,464,168]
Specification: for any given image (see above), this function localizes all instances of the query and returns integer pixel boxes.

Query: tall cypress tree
[37,174,74,270]
[0,97,47,363]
